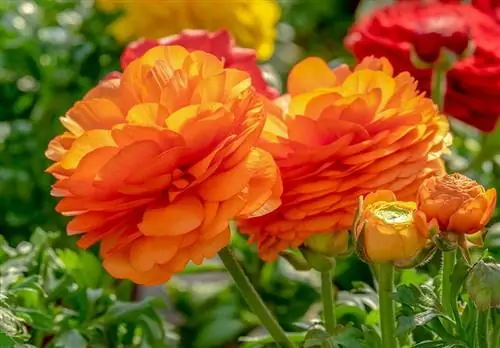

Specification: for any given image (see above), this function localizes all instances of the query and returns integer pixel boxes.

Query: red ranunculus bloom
[399,0,500,23]
[120,29,279,99]
[346,2,500,132]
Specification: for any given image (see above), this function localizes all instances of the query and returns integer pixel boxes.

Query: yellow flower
[353,190,433,267]
[97,0,280,60]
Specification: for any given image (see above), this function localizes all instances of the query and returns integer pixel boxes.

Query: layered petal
[46,46,281,284]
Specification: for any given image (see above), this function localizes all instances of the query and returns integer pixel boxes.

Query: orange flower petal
[287,57,337,96]
[139,195,205,236]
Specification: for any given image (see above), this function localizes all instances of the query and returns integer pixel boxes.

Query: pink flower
[120,29,279,99]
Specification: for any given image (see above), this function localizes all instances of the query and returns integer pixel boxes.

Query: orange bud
[417,173,497,235]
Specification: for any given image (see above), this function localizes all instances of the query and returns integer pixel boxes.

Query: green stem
[477,310,489,348]
[321,269,336,334]
[379,263,398,348]
[431,67,447,111]
[441,250,456,326]
[218,247,294,348]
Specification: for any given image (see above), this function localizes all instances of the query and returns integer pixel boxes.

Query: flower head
[46,46,282,285]
[413,13,470,63]
[120,30,279,99]
[417,173,496,235]
[97,0,280,60]
[238,56,450,261]
[346,2,500,132]
[353,190,432,266]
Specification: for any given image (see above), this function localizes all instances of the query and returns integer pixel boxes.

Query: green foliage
[0,229,176,347]
[0,0,121,244]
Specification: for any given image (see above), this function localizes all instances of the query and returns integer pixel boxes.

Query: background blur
[0,0,499,347]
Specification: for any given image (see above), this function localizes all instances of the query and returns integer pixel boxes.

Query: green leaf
[56,250,103,289]
[396,310,440,336]
[240,333,306,347]
[137,310,168,347]
[413,340,455,348]
[400,269,430,286]
[361,325,381,348]
[96,297,164,325]
[335,326,363,348]
[9,275,45,297]
[394,282,438,310]
[13,308,53,330]
[0,332,16,348]
[193,318,245,348]
[335,305,367,327]
[51,330,87,348]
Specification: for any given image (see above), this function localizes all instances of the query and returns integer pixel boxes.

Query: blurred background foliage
[0,0,499,347]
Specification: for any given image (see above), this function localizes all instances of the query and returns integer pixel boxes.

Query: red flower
[400,0,500,23]
[346,2,500,132]
[120,29,279,99]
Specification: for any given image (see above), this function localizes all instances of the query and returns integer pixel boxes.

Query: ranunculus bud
[353,190,433,267]
[304,231,350,258]
[413,14,471,64]
[466,260,500,310]
[417,173,497,237]
[301,247,335,272]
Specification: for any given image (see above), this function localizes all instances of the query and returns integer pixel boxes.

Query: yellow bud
[353,190,432,266]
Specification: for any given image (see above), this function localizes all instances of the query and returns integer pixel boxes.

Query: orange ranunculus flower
[353,190,432,266]
[46,46,282,285]
[238,56,450,261]
[417,173,497,235]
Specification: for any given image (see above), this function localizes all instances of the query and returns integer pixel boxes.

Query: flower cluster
[238,56,450,261]
[48,3,498,285]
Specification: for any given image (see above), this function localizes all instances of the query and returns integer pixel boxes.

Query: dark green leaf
[193,319,245,348]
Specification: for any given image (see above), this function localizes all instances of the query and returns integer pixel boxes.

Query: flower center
[374,205,412,224]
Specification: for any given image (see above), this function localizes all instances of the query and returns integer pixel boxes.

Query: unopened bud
[466,260,500,311]
[304,231,350,258]
[301,247,335,272]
